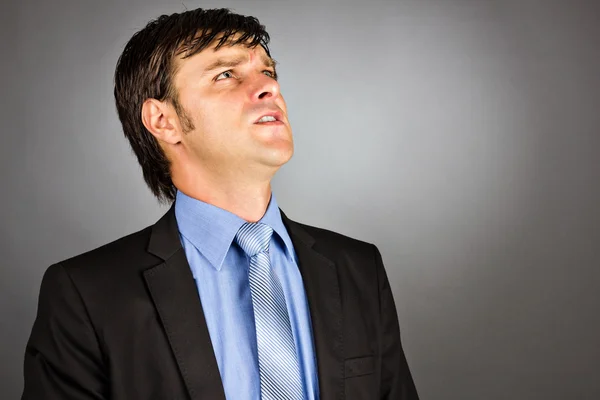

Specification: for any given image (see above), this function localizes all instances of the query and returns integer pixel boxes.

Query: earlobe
[141,98,181,144]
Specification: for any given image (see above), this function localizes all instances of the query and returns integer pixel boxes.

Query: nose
[249,72,281,102]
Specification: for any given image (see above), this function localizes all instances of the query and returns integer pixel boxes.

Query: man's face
[170,39,293,178]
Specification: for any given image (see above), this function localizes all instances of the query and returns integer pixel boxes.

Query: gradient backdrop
[2,0,599,399]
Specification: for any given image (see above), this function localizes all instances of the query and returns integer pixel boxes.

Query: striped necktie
[235,222,304,400]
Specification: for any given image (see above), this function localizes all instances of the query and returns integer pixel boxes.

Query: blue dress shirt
[174,190,319,400]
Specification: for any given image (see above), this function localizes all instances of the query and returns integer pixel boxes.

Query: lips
[254,110,283,124]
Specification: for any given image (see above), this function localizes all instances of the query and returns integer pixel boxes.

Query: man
[22,8,418,400]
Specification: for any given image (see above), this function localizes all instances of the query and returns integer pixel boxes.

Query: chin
[268,147,294,167]
[259,140,294,167]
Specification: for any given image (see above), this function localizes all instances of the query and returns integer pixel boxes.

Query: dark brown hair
[113,8,271,204]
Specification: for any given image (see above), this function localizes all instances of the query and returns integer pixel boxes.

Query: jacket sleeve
[373,245,419,399]
[22,263,108,399]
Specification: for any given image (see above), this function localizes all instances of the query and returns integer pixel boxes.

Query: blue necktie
[235,222,304,400]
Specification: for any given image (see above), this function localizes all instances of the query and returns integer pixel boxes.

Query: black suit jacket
[22,205,418,399]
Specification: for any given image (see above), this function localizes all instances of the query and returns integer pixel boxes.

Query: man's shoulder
[284,215,377,261]
[56,223,160,279]
[284,217,384,290]
[292,219,372,245]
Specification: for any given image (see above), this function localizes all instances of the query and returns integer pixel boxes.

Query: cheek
[181,88,248,133]
[195,101,247,142]
[204,96,245,121]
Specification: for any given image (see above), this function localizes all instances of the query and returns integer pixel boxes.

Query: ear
[141,98,182,145]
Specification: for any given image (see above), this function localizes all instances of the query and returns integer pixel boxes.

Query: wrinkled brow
[201,53,278,77]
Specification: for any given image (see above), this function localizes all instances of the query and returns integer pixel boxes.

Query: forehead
[174,34,272,71]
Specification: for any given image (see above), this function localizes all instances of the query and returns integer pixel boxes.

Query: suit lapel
[281,211,345,400]
[144,205,226,400]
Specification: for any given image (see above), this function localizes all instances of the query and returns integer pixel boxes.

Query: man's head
[114,8,293,204]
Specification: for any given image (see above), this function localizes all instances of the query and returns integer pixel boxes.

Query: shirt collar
[174,190,295,271]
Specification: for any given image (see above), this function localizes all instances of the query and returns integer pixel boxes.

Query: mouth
[254,111,284,125]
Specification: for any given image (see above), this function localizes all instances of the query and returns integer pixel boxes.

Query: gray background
[2,0,599,398]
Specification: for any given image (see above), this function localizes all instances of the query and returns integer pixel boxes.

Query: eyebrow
[201,53,278,77]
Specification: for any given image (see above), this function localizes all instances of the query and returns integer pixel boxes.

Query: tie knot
[235,222,274,257]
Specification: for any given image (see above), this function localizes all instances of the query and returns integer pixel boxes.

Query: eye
[215,70,235,81]
[263,70,277,79]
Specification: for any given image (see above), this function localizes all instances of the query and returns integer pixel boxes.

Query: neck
[173,165,275,223]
